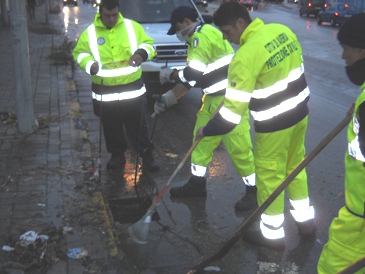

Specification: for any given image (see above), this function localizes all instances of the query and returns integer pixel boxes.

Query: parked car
[194,0,208,7]
[238,0,260,10]
[91,0,100,7]
[317,3,359,27]
[63,0,78,6]
[299,0,325,17]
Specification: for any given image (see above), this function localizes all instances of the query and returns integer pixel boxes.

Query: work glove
[159,67,175,85]
[154,90,178,115]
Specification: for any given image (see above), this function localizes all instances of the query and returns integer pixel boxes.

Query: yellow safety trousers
[255,116,309,215]
[317,207,365,274]
[191,95,255,177]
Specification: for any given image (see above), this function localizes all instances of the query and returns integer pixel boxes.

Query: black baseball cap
[167,6,197,35]
[337,13,365,49]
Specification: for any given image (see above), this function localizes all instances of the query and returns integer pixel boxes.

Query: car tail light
[344,3,348,7]
[308,2,312,7]
[324,3,328,8]
[248,0,252,4]
[334,11,339,16]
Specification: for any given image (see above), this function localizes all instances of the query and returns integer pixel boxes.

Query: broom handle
[338,256,365,274]
[147,101,224,212]
[187,113,352,274]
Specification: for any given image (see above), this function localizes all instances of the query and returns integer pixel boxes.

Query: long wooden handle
[187,114,352,274]
[338,256,365,274]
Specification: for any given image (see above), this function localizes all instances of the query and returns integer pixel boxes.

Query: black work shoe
[170,176,207,197]
[141,149,159,172]
[295,219,316,237]
[235,185,258,211]
[106,154,126,171]
[242,230,285,251]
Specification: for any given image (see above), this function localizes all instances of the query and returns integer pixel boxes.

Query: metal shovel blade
[127,210,153,244]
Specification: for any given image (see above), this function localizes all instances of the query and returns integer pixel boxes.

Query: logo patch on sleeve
[231,82,236,87]
[193,38,199,48]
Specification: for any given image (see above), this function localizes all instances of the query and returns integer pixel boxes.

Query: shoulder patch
[231,82,236,87]
[193,38,199,48]
[97,37,105,45]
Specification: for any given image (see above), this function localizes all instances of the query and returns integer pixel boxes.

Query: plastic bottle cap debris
[67,248,88,259]
[19,230,38,247]
[2,245,15,252]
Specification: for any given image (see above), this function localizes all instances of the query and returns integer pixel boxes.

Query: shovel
[187,113,352,274]
[128,100,224,244]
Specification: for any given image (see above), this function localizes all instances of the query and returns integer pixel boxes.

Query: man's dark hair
[99,0,119,12]
[213,1,252,27]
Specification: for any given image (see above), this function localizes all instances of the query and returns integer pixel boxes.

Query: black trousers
[95,94,153,156]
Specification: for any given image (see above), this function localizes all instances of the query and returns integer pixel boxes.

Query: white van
[119,0,212,94]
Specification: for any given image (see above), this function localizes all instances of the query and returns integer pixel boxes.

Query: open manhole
[109,197,160,224]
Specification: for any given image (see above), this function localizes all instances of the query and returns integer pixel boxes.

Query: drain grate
[108,197,160,224]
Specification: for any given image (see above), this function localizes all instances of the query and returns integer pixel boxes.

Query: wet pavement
[0,1,327,274]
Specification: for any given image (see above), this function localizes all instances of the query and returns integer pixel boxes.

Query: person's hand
[90,62,99,75]
[195,127,205,141]
[153,90,178,115]
[159,67,175,85]
[129,54,143,67]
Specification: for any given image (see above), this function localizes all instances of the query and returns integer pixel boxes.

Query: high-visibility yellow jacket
[204,18,310,135]
[72,12,155,101]
[345,84,365,217]
[177,23,234,96]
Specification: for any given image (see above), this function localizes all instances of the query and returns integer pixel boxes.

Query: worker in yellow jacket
[72,0,159,172]
[318,13,365,274]
[196,1,315,250]
[154,6,256,210]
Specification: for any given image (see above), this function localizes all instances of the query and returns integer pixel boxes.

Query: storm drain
[108,197,160,224]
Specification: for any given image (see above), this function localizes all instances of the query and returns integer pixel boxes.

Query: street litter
[20,230,38,247]
[0,175,13,189]
[203,266,221,272]
[63,226,73,234]
[19,230,49,247]
[67,247,88,259]
[38,235,49,242]
[165,152,178,158]
[2,245,15,252]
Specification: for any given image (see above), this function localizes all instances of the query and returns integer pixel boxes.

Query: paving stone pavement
[0,2,123,273]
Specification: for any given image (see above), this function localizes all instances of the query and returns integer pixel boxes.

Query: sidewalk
[0,3,121,273]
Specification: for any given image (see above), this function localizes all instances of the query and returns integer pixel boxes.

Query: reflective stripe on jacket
[345,86,365,217]
[72,12,155,100]
[218,18,309,133]
[178,24,234,96]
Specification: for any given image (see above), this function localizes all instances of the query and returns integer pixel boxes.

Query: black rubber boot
[235,185,258,211]
[141,149,159,172]
[242,229,285,251]
[106,153,126,171]
[295,219,316,237]
[170,176,207,197]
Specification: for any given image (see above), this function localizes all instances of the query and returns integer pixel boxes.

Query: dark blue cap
[167,6,197,35]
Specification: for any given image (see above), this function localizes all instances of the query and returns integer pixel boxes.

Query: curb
[64,67,120,259]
